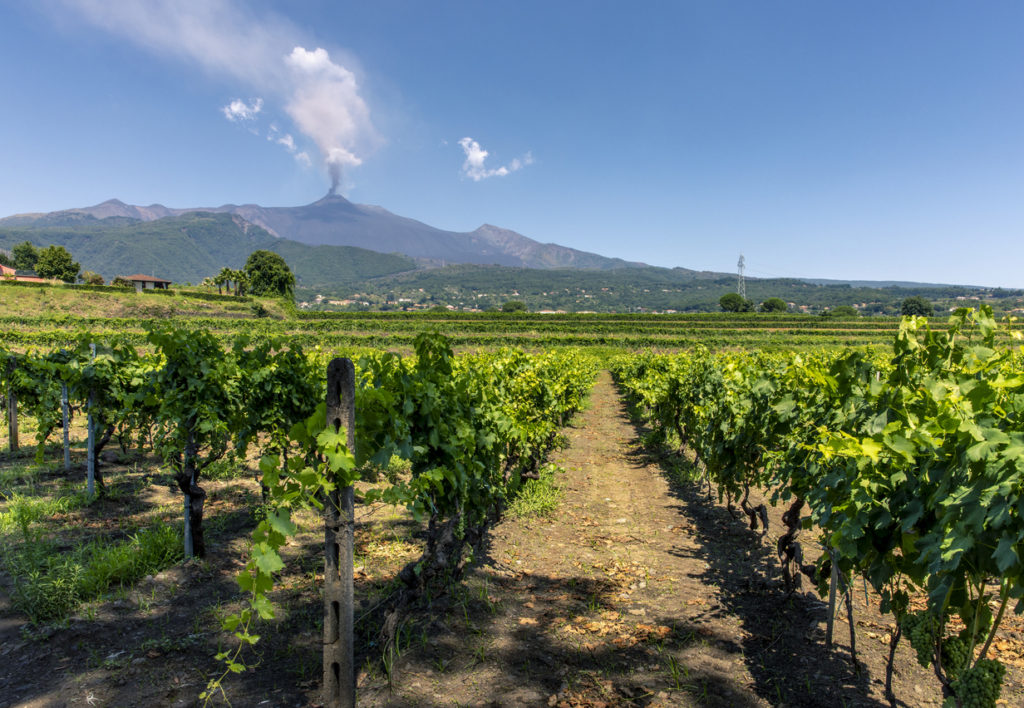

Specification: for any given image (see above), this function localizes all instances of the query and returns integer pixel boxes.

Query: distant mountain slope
[325,263,1014,315]
[470,224,639,269]
[0,212,415,286]
[1,195,645,270]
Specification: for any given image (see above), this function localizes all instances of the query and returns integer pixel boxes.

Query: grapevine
[612,306,1022,706]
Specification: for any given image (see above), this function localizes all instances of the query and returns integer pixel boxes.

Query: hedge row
[0,279,253,303]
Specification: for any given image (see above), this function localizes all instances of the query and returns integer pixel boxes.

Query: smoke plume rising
[329,163,341,195]
[284,46,372,193]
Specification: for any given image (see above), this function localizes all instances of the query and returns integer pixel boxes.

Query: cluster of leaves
[612,306,1024,707]
[243,250,295,298]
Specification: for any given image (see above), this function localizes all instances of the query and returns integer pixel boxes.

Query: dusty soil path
[359,371,912,707]
[6,371,1019,706]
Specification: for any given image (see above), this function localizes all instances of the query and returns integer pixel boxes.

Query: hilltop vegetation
[0,281,292,320]
[0,212,415,287]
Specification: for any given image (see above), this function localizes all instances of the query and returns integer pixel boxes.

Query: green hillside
[4,211,1022,315]
[302,263,1024,315]
[0,212,416,286]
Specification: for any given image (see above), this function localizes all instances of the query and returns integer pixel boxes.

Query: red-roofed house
[122,274,173,292]
[0,264,48,283]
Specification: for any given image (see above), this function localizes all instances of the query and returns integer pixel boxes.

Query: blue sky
[2,1,1022,287]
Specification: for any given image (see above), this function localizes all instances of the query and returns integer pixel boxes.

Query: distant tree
[759,297,788,313]
[0,250,12,268]
[822,305,859,318]
[502,300,527,313]
[212,267,249,296]
[232,269,249,296]
[34,245,80,282]
[111,276,134,288]
[243,250,295,297]
[901,295,934,317]
[80,270,105,286]
[213,267,231,295]
[12,241,39,271]
[719,293,754,312]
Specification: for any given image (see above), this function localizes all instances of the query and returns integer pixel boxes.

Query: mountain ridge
[1,195,644,271]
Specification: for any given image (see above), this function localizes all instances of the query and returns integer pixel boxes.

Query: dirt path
[360,371,900,707]
[6,372,1020,706]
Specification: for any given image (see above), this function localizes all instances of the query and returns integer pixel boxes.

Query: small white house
[123,274,173,292]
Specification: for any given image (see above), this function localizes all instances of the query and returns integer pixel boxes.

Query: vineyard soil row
[4,371,1022,706]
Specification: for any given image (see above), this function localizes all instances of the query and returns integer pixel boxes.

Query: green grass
[506,462,564,519]
[0,490,91,535]
[3,523,183,624]
[0,462,48,488]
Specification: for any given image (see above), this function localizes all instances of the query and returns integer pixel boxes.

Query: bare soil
[3,371,1024,707]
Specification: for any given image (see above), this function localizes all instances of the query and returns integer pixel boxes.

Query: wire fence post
[324,357,355,708]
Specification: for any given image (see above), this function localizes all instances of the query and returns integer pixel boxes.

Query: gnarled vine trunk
[176,431,207,558]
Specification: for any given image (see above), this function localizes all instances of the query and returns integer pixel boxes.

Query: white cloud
[222,98,262,122]
[510,152,534,171]
[458,137,532,181]
[51,0,377,188]
[267,129,310,165]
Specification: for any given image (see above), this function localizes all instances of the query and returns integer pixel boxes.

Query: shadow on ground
[619,408,890,707]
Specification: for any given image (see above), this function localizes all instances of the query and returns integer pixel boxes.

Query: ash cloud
[53,0,377,191]
[284,47,371,194]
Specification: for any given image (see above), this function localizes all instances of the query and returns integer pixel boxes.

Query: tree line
[719,291,937,317]
[1,241,295,298]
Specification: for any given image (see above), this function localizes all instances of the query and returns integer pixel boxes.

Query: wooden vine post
[5,359,17,452]
[324,358,356,708]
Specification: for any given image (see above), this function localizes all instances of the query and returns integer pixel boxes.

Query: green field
[6,280,1023,353]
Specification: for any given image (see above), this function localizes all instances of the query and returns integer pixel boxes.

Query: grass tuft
[0,490,91,536]
[3,524,183,623]
[506,462,563,519]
